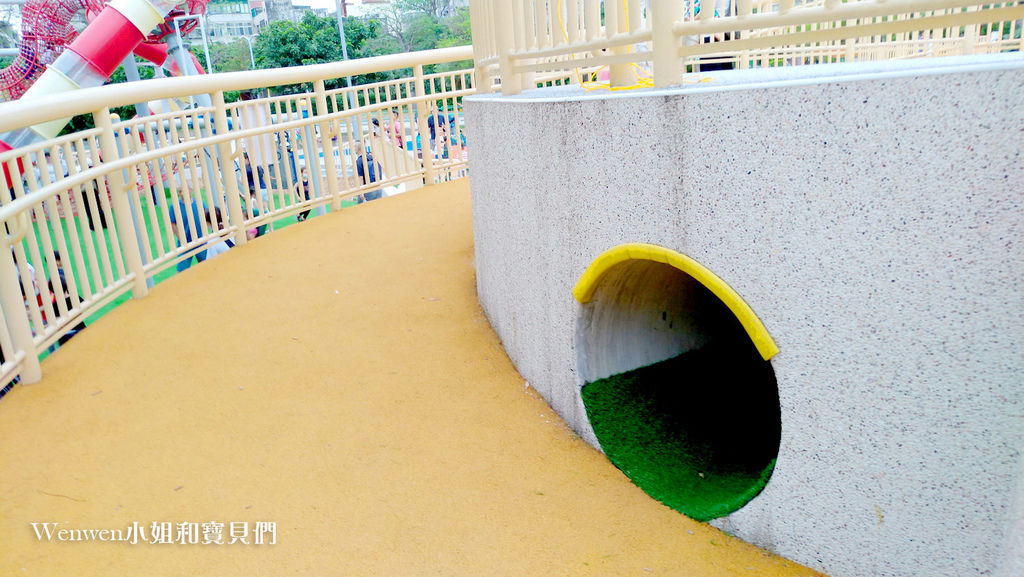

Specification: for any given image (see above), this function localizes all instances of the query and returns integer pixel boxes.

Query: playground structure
[0,0,215,149]
[467,1,1023,576]
[0,0,211,103]
[0,0,1021,576]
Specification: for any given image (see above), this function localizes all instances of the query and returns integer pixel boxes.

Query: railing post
[211,91,247,248]
[495,1,523,94]
[469,0,493,94]
[313,80,343,211]
[961,5,979,55]
[94,107,149,299]
[0,228,41,384]
[652,0,684,87]
[736,0,752,69]
[413,64,437,186]
[512,0,536,89]
[607,0,633,87]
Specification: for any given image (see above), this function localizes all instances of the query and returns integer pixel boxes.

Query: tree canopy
[371,1,470,54]
[248,6,472,93]
[205,39,256,73]
[252,11,391,92]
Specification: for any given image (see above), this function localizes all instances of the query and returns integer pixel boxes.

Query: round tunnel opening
[577,256,781,522]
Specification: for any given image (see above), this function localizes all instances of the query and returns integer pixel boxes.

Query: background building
[264,0,328,24]
[206,0,266,43]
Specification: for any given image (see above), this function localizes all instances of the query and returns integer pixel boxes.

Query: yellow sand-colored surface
[0,180,824,576]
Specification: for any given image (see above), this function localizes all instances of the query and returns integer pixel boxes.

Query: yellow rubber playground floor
[0,179,824,576]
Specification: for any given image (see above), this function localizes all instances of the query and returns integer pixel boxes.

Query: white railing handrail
[0,87,475,224]
[672,0,1019,35]
[470,0,1024,94]
[0,47,477,388]
[0,46,475,134]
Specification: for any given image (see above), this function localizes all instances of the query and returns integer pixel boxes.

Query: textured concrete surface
[467,54,1024,577]
[0,180,823,576]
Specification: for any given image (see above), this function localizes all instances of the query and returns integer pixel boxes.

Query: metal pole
[170,20,195,108]
[336,0,350,74]
[336,0,356,109]
[198,15,212,74]
[120,55,150,118]
[241,36,255,69]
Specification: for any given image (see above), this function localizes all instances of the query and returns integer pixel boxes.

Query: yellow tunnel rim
[573,243,780,361]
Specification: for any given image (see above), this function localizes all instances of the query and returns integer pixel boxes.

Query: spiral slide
[0,0,209,154]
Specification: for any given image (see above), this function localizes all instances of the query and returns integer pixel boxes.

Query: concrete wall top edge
[467,53,1024,104]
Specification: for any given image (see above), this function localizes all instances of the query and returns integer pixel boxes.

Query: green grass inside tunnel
[581,342,781,522]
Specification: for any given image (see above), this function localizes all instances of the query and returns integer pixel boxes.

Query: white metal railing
[470,0,1024,93]
[0,46,475,387]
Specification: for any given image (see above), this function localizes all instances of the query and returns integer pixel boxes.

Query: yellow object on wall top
[573,243,780,361]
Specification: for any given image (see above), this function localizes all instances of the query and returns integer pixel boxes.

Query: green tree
[434,7,473,73]
[405,13,446,52]
[373,0,453,53]
[253,11,393,93]
[251,11,387,92]
[437,7,472,48]
[0,17,16,80]
[395,0,455,20]
[0,20,16,49]
[371,2,471,67]
[203,39,255,73]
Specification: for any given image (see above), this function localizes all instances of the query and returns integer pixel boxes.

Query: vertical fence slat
[0,240,40,383]
[66,141,97,299]
[413,64,436,184]
[314,80,343,211]
[95,108,148,299]
[653,0,685,87]
[566,0,581,44]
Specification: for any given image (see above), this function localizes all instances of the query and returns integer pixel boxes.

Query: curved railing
[0,46,475,387]
[470,0,1024,93]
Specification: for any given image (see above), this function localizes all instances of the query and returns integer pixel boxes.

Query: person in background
[168,197,207,272]
[242,151,267,205]
[390,109,404,149]
[426,103,447,152]
[236,152,269,239]
[354,141,383,204]
[82,181,108,230]
[204,207,235,259]
[292,167,312,222]
[47,273,85,346]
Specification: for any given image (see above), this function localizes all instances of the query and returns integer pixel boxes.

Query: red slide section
[0,0,211,102]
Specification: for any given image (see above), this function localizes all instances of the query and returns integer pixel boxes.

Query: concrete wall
[465,55,1024,577]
